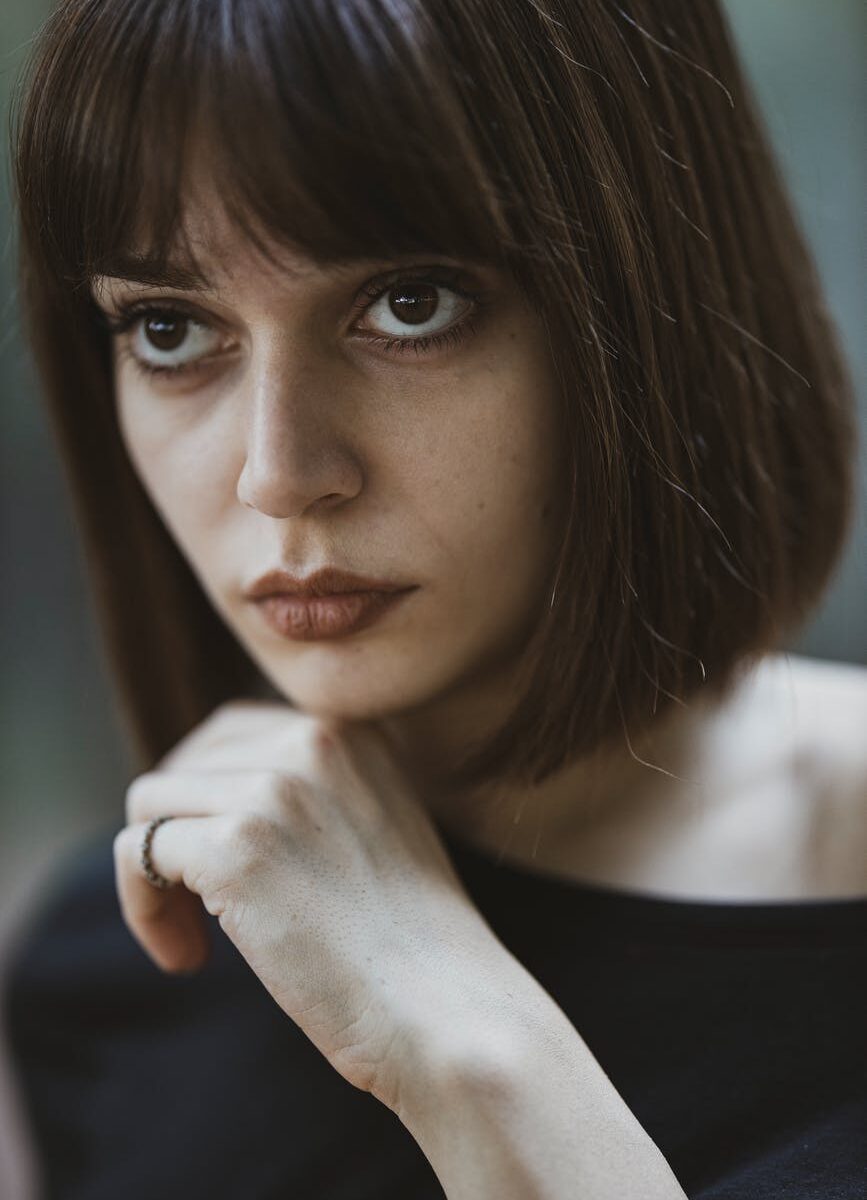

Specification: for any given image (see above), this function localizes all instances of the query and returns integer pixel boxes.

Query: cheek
[116,387,225,556]
[407,367,564,600]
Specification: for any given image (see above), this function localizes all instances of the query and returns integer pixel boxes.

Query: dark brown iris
[388,283,438,326]
[144,313,187,351]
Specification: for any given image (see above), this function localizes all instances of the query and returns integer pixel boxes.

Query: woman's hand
[113,700,691,1199]
[112,700,512,1113]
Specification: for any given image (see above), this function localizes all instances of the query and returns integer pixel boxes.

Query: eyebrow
[89,253,215,293]
[88,249,492,301]
[87,247,492,304]
[87,250,387,292]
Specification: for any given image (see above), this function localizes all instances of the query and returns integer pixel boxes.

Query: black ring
[141,815,174,889]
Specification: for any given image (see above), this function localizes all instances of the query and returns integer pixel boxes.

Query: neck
[379,667,711,870]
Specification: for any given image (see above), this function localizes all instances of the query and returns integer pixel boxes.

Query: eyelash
[95,267,487,382]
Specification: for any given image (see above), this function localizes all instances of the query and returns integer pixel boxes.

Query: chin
[254,655,444,724]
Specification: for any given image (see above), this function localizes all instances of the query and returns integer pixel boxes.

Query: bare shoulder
[713,651,867,896]
[745,651,867,772]
[529,650,865,901]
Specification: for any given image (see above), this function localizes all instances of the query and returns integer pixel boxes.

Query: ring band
[141,815,174,889]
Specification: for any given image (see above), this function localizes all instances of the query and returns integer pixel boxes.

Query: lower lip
[253,588,416,641]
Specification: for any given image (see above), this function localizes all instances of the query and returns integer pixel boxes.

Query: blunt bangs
[22,0,526,294]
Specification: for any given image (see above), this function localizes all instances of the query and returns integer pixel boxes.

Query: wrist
[388,943,571,1122]
[387,958,688,1200]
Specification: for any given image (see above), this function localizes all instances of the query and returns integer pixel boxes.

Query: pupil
[388,284,438,326]
[145,314,186,351]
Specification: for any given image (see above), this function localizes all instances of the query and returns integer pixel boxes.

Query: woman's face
[91,176,566,728]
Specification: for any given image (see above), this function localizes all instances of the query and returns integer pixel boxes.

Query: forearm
[393,972,687,1200]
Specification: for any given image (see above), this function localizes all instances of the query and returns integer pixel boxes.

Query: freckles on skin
[113,365,220,538]
[390,329,557,524]
[396,324,562,647]
[110,265,565,723]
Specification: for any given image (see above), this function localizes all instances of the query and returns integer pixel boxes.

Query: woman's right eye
[99,305,226,379]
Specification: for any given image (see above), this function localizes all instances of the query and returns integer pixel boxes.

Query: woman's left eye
[354,272,483,355]
[95,266,487,382]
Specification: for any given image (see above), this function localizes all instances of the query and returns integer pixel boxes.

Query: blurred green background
[1,0,865,922]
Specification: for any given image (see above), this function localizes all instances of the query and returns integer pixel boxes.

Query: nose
[235,353,364,519]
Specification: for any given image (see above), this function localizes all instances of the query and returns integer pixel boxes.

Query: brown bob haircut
[10,0,856,792]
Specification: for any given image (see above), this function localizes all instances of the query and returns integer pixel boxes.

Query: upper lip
[244,567,414,599]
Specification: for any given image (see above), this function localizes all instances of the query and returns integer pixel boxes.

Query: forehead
[89,178,316,300]
[86,153,496,305]
[88,222,361,309]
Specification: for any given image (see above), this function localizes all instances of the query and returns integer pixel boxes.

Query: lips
[244,565,417,641]
[254,589,414,640]
[243,566,412,600]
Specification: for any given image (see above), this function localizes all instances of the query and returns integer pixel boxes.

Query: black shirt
[2,823,865,1199]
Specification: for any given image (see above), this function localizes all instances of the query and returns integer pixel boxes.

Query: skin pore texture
[92,171,867,905]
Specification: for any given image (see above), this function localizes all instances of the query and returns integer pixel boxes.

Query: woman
[3,0,865,1197]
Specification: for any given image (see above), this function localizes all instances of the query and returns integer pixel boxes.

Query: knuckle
[250,766,287,797]
[211,697,272,728]
[224,809,278,864]
[249,769,301,823]
[207,701,241,731]
[191,700,247,744]
[125,773,154,823]
[269,770,321,828]
[112,826,130,864]
[199,812,274,901]
[189,704,234,747]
